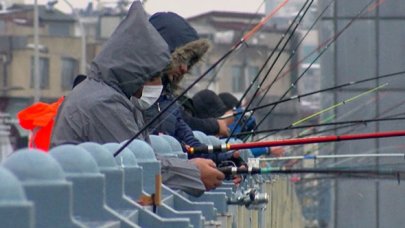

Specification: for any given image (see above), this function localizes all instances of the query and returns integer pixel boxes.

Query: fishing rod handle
[218,166,262,175]
[188,144,230,154]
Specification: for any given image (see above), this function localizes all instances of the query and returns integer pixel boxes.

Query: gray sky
[28,0,265,18]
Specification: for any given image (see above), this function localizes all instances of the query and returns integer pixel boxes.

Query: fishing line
[226,0,314,143]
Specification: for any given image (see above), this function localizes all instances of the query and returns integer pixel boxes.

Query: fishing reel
[227,188,269,210]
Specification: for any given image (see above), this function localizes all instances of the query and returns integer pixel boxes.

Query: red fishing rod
[188,130,405,154]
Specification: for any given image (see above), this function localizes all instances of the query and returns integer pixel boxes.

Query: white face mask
[132,85,163,110]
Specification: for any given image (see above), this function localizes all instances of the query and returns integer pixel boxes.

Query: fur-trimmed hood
[149,12,210,88]
[170,38,210,72]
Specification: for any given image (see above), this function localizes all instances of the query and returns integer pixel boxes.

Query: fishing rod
[253,0,335,108]
[256,95,402,168]
[294,86,385,137]
[237,2,371,140]
[302,99,405,167]
[253,0,383,132]
[275,113,405,169]
[294,81,383,127]
[292,163,405,185]
[218,166,404,179]
[255,83,387,141]
[292,173,402,184]
[187,130,405,154]
[278,144,405,173]
[226,0,314,143]
[218,70,405,119]
[260,153,405,162]
[292,160,405,200]
[235,0,313,108]
[249,2,388,169]
[288,93,371,138]
[267,116,405,168]
[223,0,333,144]
[233,116,405,138]
[296,113,337,137]
[293,96,405,142]
[205,0,267,89]
[113,0,290,157]
[258,0,387,96]
[322,148,405,169]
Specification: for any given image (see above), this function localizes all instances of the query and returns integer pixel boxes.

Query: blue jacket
[144,93,202,148]
[145,93,240,164]
[148,12,234,163]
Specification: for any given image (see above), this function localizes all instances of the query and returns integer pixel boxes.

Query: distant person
[193,90,284,157]
[181,96,231,137]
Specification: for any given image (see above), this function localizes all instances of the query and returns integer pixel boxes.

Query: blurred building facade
[0,4,91,149]
[317,1,405,228]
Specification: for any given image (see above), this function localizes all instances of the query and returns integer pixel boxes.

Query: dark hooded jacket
[51,2,205,196]
[145,12,207,148]
[146,12,234,163]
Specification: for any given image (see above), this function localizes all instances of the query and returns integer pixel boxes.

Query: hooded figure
[149,12,210,93]
[145,12,210,148]
[51,2,169,145]
[51,2,206,196]
[145,12,236,167]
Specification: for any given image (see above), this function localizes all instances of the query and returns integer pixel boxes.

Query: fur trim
[166,39,210,93]
[170,39,210,71]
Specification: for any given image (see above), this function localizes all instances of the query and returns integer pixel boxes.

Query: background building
[0,3,91,149]
[317,1,405,227]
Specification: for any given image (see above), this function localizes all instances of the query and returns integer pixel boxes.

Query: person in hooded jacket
[50,1,223,196]
[191,90,284,157]
[144,12,207,148]
[145,12,236,166]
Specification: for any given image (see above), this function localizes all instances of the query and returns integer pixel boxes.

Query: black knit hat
[218,92,239,110]
[192,89,228,118]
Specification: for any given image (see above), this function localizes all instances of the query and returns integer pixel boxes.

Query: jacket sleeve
[181,109,219,136]
[174,109,203,147]
[157,155,206,197]
[87,98,145,143]
[250,147,269,157]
